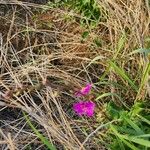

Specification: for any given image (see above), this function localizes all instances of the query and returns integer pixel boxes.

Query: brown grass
[0,0,150,149]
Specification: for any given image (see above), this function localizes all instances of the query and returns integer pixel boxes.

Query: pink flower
[73,101,95,117]
[75,83,92,97]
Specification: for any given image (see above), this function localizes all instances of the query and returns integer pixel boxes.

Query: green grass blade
[23,112,57,150]
[117,33,126,52]
[122,139,140,150]
[137,115,150,125]
[124,117,144,135]
[122,135,150,147]
[96,92,129,109]
[96,80,127,90]
[99,33,126,82]
[136,62,150,100]
[114,32,126,59]
[110,125,140,150]
[111,125,150,148]
[109,61,138,91]
[118,139,126,150]
[136,134,150,138]
[96,92,120,101]
[99,64,111,81]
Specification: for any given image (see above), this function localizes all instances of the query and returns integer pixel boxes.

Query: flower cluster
[73,83,95,117]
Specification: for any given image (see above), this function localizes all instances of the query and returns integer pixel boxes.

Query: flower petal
[80,83,92,95]
[73,101,95,117]
[75,83,92,97]
[85,101,95,117]
[73,102,85,116]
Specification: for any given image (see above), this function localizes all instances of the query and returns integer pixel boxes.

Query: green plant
[106,101,150,150]
[74,0,101,26]
[49,0,102,27]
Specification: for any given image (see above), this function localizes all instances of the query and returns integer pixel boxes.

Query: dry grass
[0,0,150,149]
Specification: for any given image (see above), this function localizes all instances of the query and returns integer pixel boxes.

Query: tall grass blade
[114,33,126,58]
[110,125,150,148]
[124,117,144,135]
[137,115,150,125]
[96,92,129,109]
[136,62,150,100]
[109,61,138,91]
[110,125,139,150]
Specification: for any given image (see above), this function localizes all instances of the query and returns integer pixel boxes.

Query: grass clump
[71,0,101,26]
[107,101,150,150]
[47,0,102,27]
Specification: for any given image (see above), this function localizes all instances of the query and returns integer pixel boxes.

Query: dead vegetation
[0,0,150,149]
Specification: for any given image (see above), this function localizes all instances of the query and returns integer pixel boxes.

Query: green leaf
[110,125,140,150]
[130,102,144,117]
[122,135,150,147]
[109,60,138,91]
[136,62,150,101]
[137,115,150,125]
[110,137,126,150]
[82,31,89,39]
[117,33,126,52]
[96,92,121,101]
[94,38,102,47]
[111,125,150,148]
[136,134,150,138]
[106,102,123,119]
[114,33,126,58]
[123,117,144,135]
[96,92,129,109]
